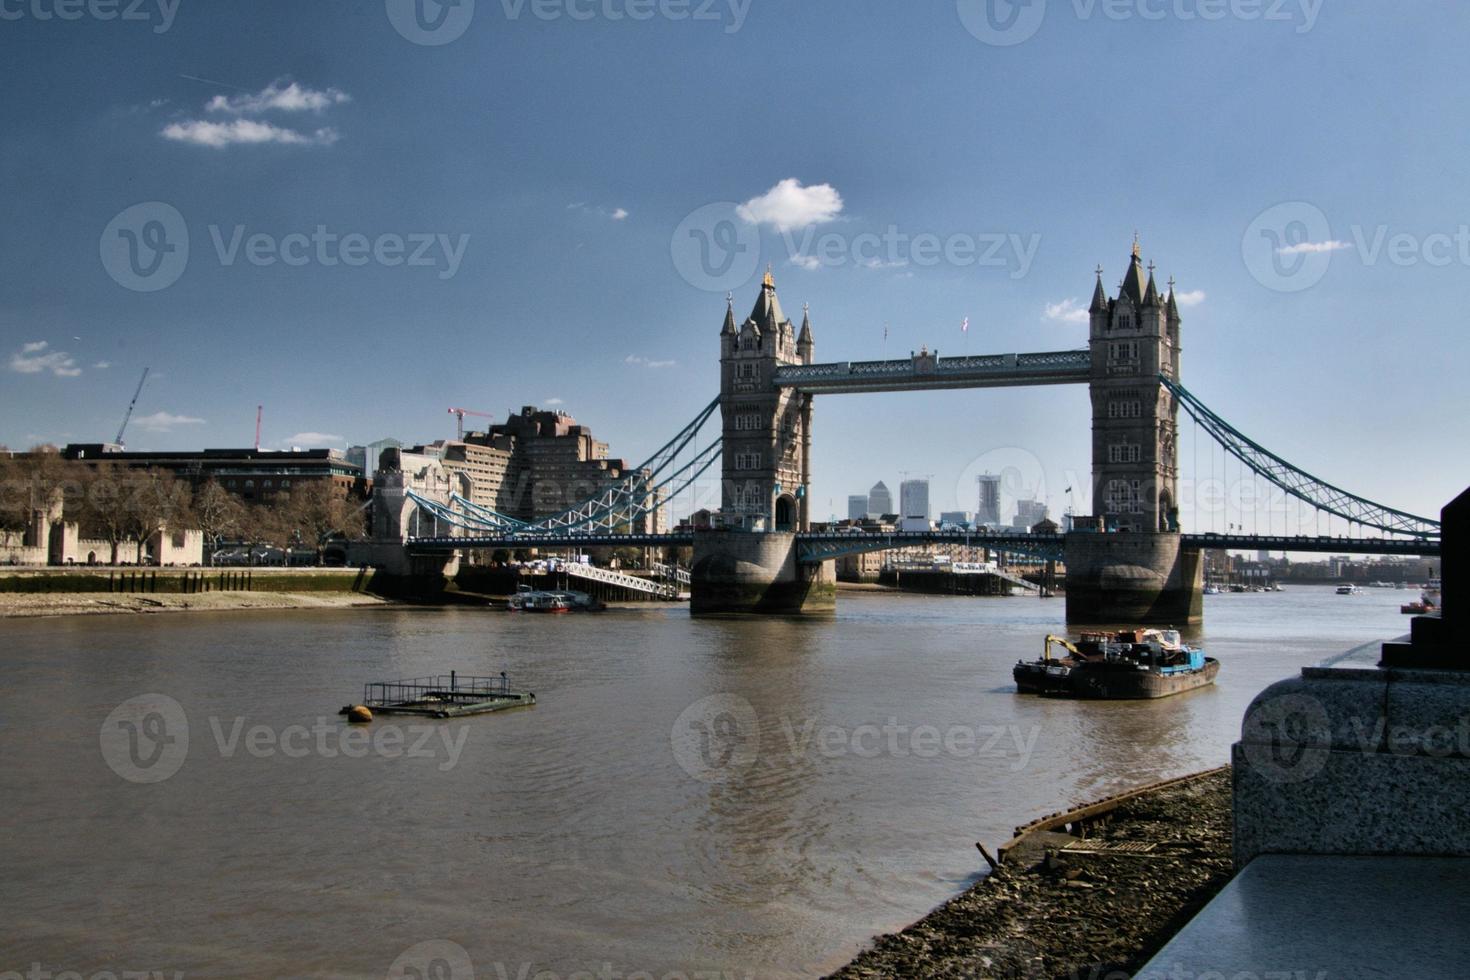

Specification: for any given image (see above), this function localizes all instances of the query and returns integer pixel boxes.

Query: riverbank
[828,767,1233,979]
[0,590,393,618]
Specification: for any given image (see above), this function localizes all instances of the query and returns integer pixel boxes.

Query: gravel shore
[828,768,1233,980]
[0,591,392,618]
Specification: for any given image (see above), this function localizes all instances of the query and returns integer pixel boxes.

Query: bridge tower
[692,272,833,614]
[1068,240,1201,624]
[1088,239,1181,533]
[717,269,815,532]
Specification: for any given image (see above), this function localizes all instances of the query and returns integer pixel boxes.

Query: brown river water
[0,586,1410,979]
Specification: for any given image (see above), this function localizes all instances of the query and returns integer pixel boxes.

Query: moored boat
[1014,629,1218,700]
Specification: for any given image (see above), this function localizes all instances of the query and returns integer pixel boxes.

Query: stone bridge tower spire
[718,270,814,531]
[1088,240,1182,533]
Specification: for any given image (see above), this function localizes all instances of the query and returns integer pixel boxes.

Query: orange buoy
[347,704,373,724]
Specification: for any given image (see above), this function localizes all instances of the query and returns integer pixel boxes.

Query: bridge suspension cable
[406,397,723,541]
[1161,375,1440,539]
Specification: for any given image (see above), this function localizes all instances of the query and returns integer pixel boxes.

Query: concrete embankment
[0,566,393,618]
[828,767,1233,979]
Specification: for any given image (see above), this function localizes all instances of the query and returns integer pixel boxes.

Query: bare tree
[189,480,245,564]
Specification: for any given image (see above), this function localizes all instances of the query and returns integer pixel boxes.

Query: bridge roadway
[406,530,1441,560]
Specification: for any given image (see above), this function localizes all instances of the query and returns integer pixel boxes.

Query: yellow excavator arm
[1044,634,1080,661]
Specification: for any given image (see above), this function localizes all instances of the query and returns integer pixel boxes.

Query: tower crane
[447,407,493,440]
[114,367,150,448]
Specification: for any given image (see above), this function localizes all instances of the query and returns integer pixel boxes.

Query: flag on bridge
[962,316,969,334]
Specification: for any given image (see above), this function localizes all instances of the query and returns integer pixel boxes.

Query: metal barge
[1014,629,1218,700]
[340,671,535,719]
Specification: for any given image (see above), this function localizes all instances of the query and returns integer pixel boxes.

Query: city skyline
[2,3,1465,528]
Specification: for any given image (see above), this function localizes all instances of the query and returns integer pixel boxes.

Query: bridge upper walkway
[773,350,1090,394]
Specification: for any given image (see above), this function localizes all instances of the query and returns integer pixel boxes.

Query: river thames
[0,586,1410,979]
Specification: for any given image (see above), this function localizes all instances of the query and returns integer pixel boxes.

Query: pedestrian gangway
[560,562,679,600]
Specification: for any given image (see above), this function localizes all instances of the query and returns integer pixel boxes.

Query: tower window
[734,452,762,471]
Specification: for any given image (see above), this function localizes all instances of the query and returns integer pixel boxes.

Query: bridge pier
[689,531,836,616]
[1064,531,1203,626]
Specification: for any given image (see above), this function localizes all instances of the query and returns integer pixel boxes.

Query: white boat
[1336,585,1361,595]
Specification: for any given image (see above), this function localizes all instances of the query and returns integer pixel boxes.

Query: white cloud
[1174,289,1206,308]
[544,398,565,406]
[280,432,344,447]
[1042,298,1090,325]
[134,411,205,432]
[861,257,908,271]
[569,202,630,221]
[9,341,81,377]
[162,119,340,148]
[737,178,844,231]
[625,355,677,369]
[94,361,112,369]
[207,81,350,115]
[789,254,823,271]
[1277,240,1351,255]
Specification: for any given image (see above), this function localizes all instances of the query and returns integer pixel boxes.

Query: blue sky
[2,0,1466,529]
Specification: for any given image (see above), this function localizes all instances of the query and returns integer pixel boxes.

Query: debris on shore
[828,768,1234,980]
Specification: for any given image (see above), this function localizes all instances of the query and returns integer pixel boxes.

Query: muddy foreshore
[0,590,394,618]
[828,768,1234,980]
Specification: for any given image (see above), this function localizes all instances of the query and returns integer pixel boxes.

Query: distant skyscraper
[847,494,869,521]
[977,473,1001,525]
[868,480,893,516]
[900,479,930,521]
[1014,497,1049,529]
[939,510,973,528]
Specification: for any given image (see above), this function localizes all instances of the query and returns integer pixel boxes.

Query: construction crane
[114,367,150,447]
[447,407,493,440]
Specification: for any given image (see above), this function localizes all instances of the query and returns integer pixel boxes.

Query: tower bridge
[371,240,1443,623]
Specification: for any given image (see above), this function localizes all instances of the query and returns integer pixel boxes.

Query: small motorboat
[1336,585,1361,596]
